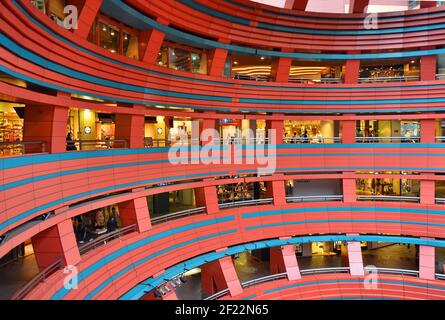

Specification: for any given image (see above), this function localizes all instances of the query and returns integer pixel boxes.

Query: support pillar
[421,118,437,143]
[31,219,80,271]
[419,243,435,280]
[199,117,217,145]
[195,184,219,214]
[343,175,357,203]
[266,117,284,144]
[265,179,287,206]
[201,256,243,297]
[346,235,364,276]
[420,55,437,81]
[73,0,103,39]
[285,0,309,10]
[207,48,229,77]
[118,197,152,233]
[270,245,301,280]
[115,106,145,148]
[420,174,435,205]
[344,53,361,84]
[420,0,437,8]
[23,104,69,153]
[348,0,370,13]
[270,53,292,82]
[139,22,167,64]
[342,120,356,143]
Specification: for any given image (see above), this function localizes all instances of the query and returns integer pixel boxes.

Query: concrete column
[199,117,217,145]
[207,48,229,77]
[266,117,284,144]
[344,53,361,84]
[114,106,145,148]
[31,219,81,271]
[420,0,437,8]
[270,245,301,280]
[348,0,370,13]
[118,197,152,233]
[343,176,357,203]
[23,104,69,153]
[421,118,437,143]
[195,185,219,214]
[420,55,437,81]
[201,256,243,297]
[342,120,356,143]
[420,174,435,205]
[139,22,167,64]
[285,0,309,10]
[73,0,103,39]
[270,55,292,82]
[265,179,287,206]
[419,244,435,280]
[347,235,365,276]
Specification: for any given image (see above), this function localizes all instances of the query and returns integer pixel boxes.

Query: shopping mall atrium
[3,0,445,302]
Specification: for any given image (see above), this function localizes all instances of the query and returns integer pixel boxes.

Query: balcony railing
[358,76,419,83]
[69,139,127,150]
[11,224,137,300]
[435,198,445,204]
[151,207,206,225]
[204,267,437,300]
[233,74,271,82]
[144,137,270,147]
[218,198,273,209]
[288,77,342,84]
[357,195,420,203]
[283,137,341,144]
[286,195,344,203]
[355,136,420,143]
[0,141,46,156]
[436,74,445,80]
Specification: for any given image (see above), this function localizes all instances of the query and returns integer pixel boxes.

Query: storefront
[356,119,421,142]
[284,120,337,143]
[359,59,420,82]
[0,103,24,156]
[356,173,420,197]
[157,42,207,74]
[217,181,267,204]
[67,108,116,150]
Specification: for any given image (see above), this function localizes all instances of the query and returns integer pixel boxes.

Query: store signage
[219,119,240,126]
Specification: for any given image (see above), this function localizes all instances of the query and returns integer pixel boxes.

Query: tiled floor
[0,254,39,300]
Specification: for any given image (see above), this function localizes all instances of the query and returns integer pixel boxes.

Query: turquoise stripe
[0,171,229,233]
[242,206,445,219]
[51,217,236,300]
[119,234,445,300]
[245,219,445,230]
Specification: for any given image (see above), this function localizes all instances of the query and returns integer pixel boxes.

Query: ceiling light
[260,56,265,60]
[233,61,238,65]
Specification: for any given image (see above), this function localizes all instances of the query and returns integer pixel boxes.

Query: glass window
[123,32,139,60]
[169,47,191,72]
[99,22,120,54]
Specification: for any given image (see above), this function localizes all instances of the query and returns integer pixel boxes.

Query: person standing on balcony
[66,132,77,151]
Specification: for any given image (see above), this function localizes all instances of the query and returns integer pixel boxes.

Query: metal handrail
[151,207,206,225]
[436,74,445,80]
[283,137,341,144]
[219,198,273,209]
[288,77,342,84]
[355,136,420,143]
[435,136,445,142]
[204,267,431,300]
[358,75,419,83]
[233,74,271,82]
[436,198,445,204]
[72,139,127,150]
[0,141,46,155]
[357,195,420,202]
[78,224,137,255]
[144,137,271,147]
[11,224,138,300]
[286,195,343,203]
[11,259,62,300]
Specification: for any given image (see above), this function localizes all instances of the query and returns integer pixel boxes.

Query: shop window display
[356,174,420,198]
[217,182,267,204]
[284,120,336,144]
[157,44,206,74]
[0,104,24,156]
[72,205,121,244]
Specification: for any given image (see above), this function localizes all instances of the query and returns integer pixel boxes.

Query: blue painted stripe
[245,219,445,230]
[51,217,236,300]
[264,279,445,295]
[119,234,445,300]
[0,171,229,234]
[242,206,445,219]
